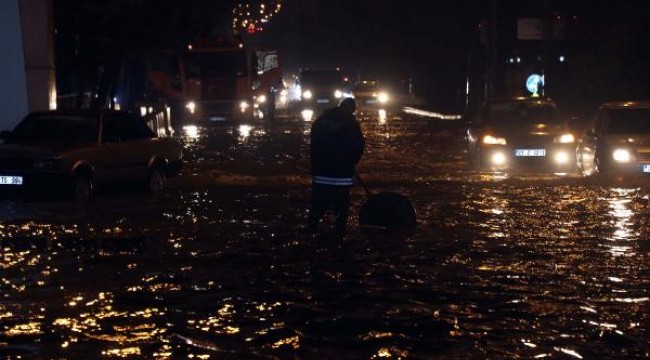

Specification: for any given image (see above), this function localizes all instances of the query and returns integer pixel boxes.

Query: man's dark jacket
[310,107,365,180]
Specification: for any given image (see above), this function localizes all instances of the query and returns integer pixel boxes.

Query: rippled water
[1,115,650,359]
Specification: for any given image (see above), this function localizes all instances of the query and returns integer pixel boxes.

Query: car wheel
[148,167,167,194]
[72,175,93,202]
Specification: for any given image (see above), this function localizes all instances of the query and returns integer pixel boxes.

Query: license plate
[316,99,330,104]
[515,149,546,157]
[209,116,226,122]
[643,164,650,173]
[0,175,23,185]
[365,99,378,104]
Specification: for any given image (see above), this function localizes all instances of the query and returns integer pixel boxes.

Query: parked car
[0,110,182,200]
[577,101,650,177]
[466,97,577,172]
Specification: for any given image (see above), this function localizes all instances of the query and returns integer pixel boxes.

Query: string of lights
[232,1,283,34]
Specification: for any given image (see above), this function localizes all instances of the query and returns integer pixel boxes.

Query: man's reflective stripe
[313,176,354,186]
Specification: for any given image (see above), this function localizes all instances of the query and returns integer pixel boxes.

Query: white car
[577,101,650,177]
[466,97,577,172]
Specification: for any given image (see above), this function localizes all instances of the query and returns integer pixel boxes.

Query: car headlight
[491,152,507,165]
[256,95,267,104]
[185,101,196,114]
[482,135,507,145]
[34,158,61,170]
[302,90,313,99]
[377,92,389,104]
[239,101,250,112]
[301,109,314,122]
[554,133,575,143]
[612,148,632,162]
[554,151,570,164]
[334,90,343,99]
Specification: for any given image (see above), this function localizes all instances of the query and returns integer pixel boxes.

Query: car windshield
[484,102,561,124]
[185,51,247,78]
[604,108,650,134]
[10,115,99,144]
[300,70,342,88]
[354,82,377,92]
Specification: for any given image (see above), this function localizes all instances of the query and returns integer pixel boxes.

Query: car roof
[599,101,650,109]
[27,109,137,118]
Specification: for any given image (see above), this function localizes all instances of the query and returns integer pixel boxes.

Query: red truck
[147,36,282,124]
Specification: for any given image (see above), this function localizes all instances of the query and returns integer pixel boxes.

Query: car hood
[354,90,377,96]
[302,84,342,91]
[0,142,85,158]
[483,122,570,137]
[603,134,650,148]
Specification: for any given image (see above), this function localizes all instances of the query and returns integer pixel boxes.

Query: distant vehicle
[352,80,391,111]
[295,68,349,121]
[0,110,182,201]
[577,101,650,177]
[148,36,282,123]
[466,97,576,172]
[250,50,283,119]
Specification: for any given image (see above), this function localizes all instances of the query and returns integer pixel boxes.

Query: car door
[98,114,132,184]
[103,113,156,183]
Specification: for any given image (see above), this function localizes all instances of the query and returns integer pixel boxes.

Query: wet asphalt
[1,112,649,359]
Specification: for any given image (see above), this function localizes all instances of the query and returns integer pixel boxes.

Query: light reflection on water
[1,117,650,358]
[237,124,254,142]
[605,188,637,256]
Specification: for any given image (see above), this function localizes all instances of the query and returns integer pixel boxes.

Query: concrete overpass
[0,0,55,131]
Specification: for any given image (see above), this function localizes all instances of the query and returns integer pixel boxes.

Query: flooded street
[2,113,650,359]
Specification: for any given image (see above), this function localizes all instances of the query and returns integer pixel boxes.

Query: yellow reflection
[554,347,583,359]
[378,109,387,124]
[370,346,408,358]
[102,347,142,357]
[0,311,14,319]
[218,304,234,316]
[606,188,637,256]
[521,339,537,348]
[238,124,254,141]
[183,125,200,140]
[271,336,300,349]
[225,326,240,334]
[5,322,42,336]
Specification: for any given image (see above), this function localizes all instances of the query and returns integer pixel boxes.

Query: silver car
[466,97,577,172]
[577,101,650,177]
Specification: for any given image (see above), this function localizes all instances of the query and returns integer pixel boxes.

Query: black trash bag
[358,191,417,229]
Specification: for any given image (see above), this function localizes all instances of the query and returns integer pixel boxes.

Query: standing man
[309,97,365,237]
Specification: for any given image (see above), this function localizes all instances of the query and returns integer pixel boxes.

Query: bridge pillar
[0,0,55,131]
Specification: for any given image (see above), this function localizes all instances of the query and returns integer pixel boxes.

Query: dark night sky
[54,0,650,113]
[259,1,479,96]
[251,0,650,111]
